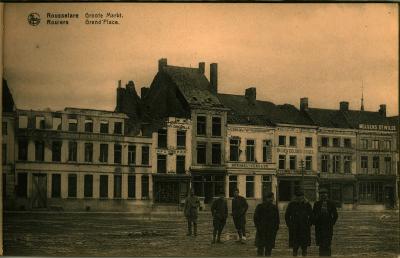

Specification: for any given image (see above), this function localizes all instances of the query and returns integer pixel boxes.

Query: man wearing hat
[211,191,228,244]
[231,188,249,243]
[184,188,200,236]
[285,189,313,256]
[254,192,280,257]
[313,187,338,256]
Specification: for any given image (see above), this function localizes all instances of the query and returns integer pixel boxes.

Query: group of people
[184,187,338,257]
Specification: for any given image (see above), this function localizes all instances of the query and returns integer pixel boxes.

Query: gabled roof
[342,110,392,128]
[306,108,351,128]
[3,79,15,112]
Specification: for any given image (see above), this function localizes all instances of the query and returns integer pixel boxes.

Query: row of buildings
[2,59,399,211]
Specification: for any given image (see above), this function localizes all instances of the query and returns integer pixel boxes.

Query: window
[114,175,122,198]
[176,155,185,174]
[289,136,297,147]
[141,146,149,165]
[128,145,136,165]
[246,176,254,198]
[229,175,238,197]
[158,129,167,148]
[2,144,6,165]
[372,140,379,150]
[2,122,7,135]
[344,156,352,173]
[279,155,286,169]
[99,144,108,163]
[212,143,221,164]
[114,144,122,164]
[35,141,45,161]
[332,138,340,147]
[141,175,149,199]
[344,138,352,148]
[361,156,368,173]
[177,130,186,148]
[289,155,296,170]
[332,155,340,173]
[18,140,28,161]
[197,116,206,135]
[84,175,93,198]
[84,143,93,162]
[305,137,312,147]
[262,140,272,162]
[305,156,312,171]
[17,173,28,197]
[84,119,93,132]
[128,175,136,198]
[68,141,77,162]
[52,116,62,130]
[100,121,109,134]
[68,119,78,132]
[212,117,221,136]
[52,141,62,162]
[197,142,206,164]
[321,137,329,147]
[100,175,108,198]
[359,182,383,203]
[372,156,379,173]
[278,136,286,146]
[68,174,77,198]
[36,116,45,129]
[384,157,392,174]
[230,139,240,161]
[321,155,329,172]
[114,122,122,134]
[51,174,61,198]
[361,139,368,149]
[384,140,391,150]
[19,115,28,128]
[157,155,167,173]
[246,140,255,162]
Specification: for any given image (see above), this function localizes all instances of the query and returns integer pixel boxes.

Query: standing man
[211,192,228,244]
[184,188,200,236]
[313,188,338,256]
[254,192,280,257]
[285,190,313,256]
[232,188,248,243]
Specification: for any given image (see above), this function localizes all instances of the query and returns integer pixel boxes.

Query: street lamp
[300,159,305,191]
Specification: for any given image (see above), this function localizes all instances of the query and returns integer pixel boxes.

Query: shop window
[372,156,380,173]
[361,156,368,173]
[52,141,62,162]
[289,136,297,147]
[84,175,93,198]
[68,119,77,132]
[246,176,254,198]
[141,175,149,199]
[305,137,312,147]
[229,175,238,197]
[321,137,329,147]
[35,141,45,161]
[177,130,186,148]
[212,117,221,136]
[332,138,340,147]
[128,145,136,165]
[51,174,61,198]
[141,146,149,165]
[176,155,185,174]
[158,129,167,148]
[84,143,93,162]
[359,182,383,203]
[114,144,122,164]
[344,156,352,173]
[19,115,28,129]
[128,175,136,198]
[114,122,123,134]
[100,175,108,198]
[114,175,122,198]
[212,143,221,164]
[84,119,93,132]
[332,155,340,173]
[197,142,206,164]
[17,173,28,198]
[344,138,352,148]
[100,121,109,134]
[384,157,392,174]
[36,116,45,129]
[289,155,296,170]
[279,155,286,169]
[246,140,255,162]
[230,139,240,161]
[321,155,329,173]
[278,136,286,146]
[157,155,167,173]
[18,140,28,161]
[197,116,206,136]
[99,144,108,163]
[305,156,312,171]
[263,140,272,162]
[68,174,77,198]
[68,141,77,162]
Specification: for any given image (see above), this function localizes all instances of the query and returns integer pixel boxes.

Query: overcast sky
[4,3,399,116]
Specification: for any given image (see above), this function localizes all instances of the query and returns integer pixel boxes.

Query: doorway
[32,174,47,208]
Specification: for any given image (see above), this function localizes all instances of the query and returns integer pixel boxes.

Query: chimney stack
[300,97,309,111]
[116,81,124,112]
[379,104,386,117]
[141,87,149,99]
[118,80,122,88]
[210,63,218,94]
[340,101,349,111]
[158,58,167,72]
[198,62,205,74]
[245,87,257,105]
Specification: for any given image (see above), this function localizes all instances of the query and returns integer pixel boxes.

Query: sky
[4,3,399,116]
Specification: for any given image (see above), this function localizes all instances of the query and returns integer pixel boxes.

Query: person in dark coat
[285,190,313,256]
[313,188,338,256]
[211,192,228,244]
[254,192,280,257]
[232,188,249,243]
[184,189,200,236]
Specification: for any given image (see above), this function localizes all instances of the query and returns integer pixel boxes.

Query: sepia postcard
[1,2,399,257]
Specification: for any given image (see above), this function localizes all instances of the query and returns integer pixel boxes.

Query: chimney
[300,97,309,111]
[198,62,205,74]
[126,80,135,91]
[245,87,256,105]
[210,63,218,94]
[116,81,125,112]
[340,101,349,111]
[118,80,122,88]
[141,87,149,99]
[158,58,167,72]
[379,104,386,117]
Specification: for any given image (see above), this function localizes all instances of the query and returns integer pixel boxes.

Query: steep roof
[306,108,351,128]
[2,79,15,112]
[342,110,392,128]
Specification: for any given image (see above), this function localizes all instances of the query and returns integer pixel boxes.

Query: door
[32,174,47,208]
[384,186,395,208]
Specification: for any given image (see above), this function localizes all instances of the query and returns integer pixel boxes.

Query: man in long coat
[285,190,313,256]
[313,188,338,256]
[184,189,200,236]
[254,192,280,257]
[211,192,228,244]
[232,188,248,243]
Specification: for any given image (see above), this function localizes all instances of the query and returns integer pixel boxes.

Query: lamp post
[300,159,305,191]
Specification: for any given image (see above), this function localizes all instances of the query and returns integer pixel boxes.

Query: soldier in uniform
[254,192,280,257]
[285,190,313,256]
[184,188,200,236]
[211,192,228,244]
[313,188,338,256]
[232,188,249,243]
